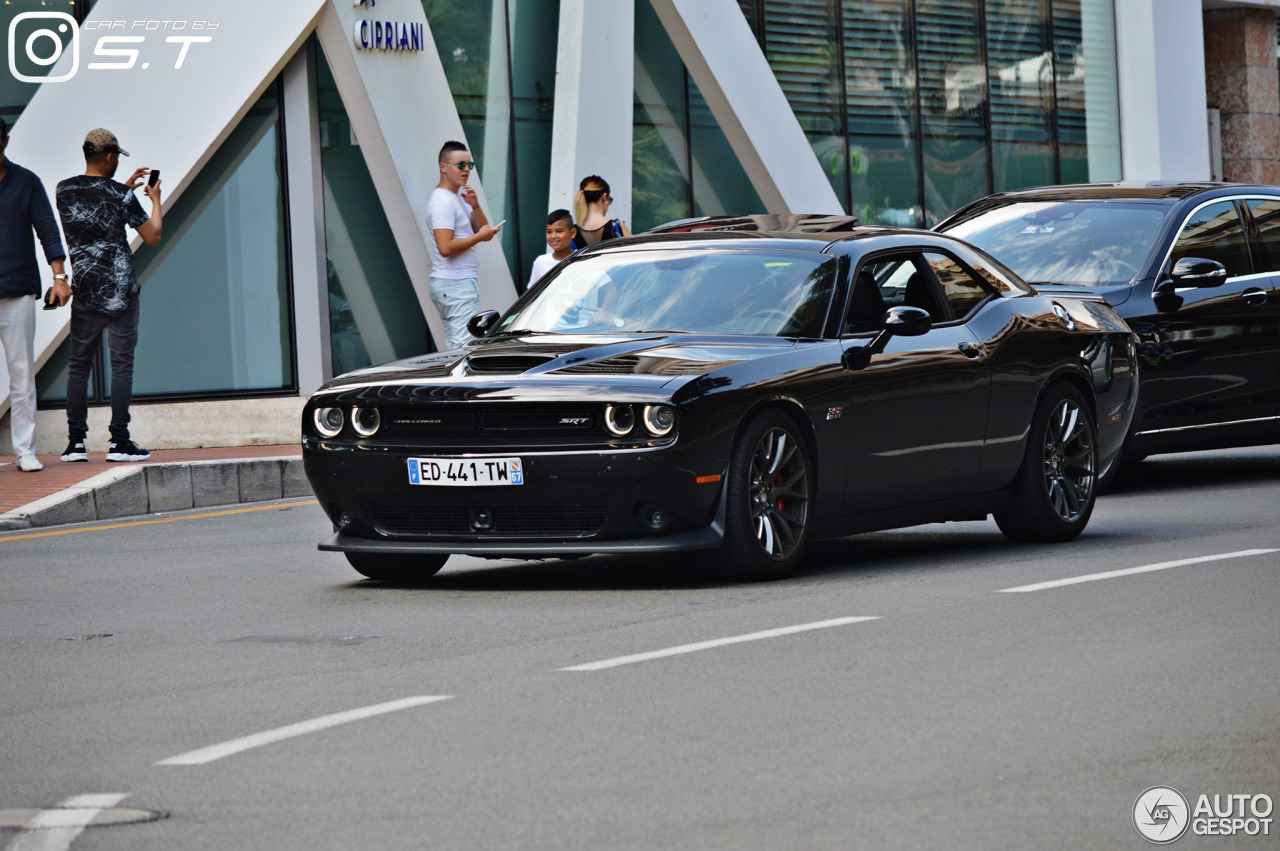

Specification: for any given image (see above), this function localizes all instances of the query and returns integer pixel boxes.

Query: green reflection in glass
[317,41,430,375]
[763,0,848,210]
[633,0,691,231]
[842,0,920,226]
[986,0,1054,191]
[126,85,293,395]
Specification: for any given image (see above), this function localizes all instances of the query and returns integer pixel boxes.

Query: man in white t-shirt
[427,141,500,350]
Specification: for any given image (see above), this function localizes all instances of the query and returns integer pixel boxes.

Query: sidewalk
[0,444,308,531]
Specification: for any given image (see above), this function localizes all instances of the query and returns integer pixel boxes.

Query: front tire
[995,383,1097,543]
[345,552,448,582]
[721,410,813,580]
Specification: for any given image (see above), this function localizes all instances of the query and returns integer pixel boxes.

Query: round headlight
[642,404,676,436]
[314,406,344,438]
[604,404,635,436]
[351,406,381,437]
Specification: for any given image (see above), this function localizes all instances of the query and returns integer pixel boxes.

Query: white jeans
[0,294,38,457]
[428,276,481,352]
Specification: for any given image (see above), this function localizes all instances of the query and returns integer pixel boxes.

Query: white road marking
[560,616,880,672]
[3,793,128,851]
[997,549,1279,594]
[156,696,453,766]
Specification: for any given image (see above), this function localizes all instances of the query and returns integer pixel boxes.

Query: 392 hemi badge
[827,406,843,421]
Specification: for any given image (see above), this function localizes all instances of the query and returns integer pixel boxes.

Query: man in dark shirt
[56,128,162,462]
[0,117,68,472]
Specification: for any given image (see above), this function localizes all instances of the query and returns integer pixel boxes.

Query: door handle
[958,341,983,358]
[1241,288,1268,307]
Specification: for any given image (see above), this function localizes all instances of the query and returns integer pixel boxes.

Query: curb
[0,457,311,531]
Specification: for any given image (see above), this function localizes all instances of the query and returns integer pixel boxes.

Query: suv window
[1247,199,1280,273]
[1169,200,1251,277]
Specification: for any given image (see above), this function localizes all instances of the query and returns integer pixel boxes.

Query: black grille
[368,504,608,538]
[379,404,606,443]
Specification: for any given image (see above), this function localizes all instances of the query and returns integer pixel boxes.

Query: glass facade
[20,0,1126,416]
[39,83,295,403]
[730,0,1121,225]
[316,41,430,377]
[631,0,764,231]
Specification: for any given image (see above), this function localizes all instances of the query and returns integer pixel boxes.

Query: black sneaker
[60,440,88,462]
[106,439,150,462]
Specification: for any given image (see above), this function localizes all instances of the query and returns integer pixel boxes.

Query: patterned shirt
[56,175,148,316]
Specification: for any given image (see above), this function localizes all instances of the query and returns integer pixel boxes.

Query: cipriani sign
[351,0,424,53]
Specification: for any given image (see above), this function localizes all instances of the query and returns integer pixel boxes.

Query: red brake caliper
[774,472,784,510]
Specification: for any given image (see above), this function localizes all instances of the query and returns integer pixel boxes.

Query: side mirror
[842,306,933,370]
[882,305,932,337]
[1169,257,1227,287]
[466,310,501,337]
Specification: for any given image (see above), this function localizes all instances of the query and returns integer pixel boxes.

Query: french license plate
[407,457,523,486]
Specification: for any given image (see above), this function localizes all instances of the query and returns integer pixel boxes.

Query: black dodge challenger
[303,222,1137,581]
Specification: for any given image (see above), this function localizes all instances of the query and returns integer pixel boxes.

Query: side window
[1169,201,1251,277]
[1247,199,1280,273]
[921,252,990,320]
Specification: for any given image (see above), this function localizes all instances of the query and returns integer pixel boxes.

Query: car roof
[609,220,966,254]
[954,181,1280,204]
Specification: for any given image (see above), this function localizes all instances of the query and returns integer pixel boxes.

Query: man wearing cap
[55,128,162,463]
[0,116,69,472]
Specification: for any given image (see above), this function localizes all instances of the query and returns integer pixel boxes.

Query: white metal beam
[548,0,635,226]
[647,0,843,215]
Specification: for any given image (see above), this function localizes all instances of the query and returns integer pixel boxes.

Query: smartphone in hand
[147,169,160,187]
[42,287,58,310]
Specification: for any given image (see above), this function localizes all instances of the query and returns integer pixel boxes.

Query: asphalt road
[1,447,1278,850]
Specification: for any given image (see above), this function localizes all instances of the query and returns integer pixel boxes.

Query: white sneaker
[16,453,43,472]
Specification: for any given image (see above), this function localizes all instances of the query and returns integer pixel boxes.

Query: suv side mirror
[1169,257,1227,287]
[842,306,932,370]
[466,310,501,337]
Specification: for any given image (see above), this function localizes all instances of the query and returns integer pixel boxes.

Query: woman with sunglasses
[571,175,631,249]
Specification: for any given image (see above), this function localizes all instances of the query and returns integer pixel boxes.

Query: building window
[733,0,1121,225]
[39,82,296,402]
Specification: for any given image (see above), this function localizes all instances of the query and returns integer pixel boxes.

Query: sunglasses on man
[445,161,477,171]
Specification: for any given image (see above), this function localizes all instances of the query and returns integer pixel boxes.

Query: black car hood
[320,333,799,390]
[1026,281,1133,307]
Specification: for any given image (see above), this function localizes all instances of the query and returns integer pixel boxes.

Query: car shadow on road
[335,526,1025,592]
[1107,449,1280,495]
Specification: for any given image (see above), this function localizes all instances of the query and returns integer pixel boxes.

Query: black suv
[938,183,1280,476]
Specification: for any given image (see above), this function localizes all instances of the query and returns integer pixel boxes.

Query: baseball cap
[82,128,129,157]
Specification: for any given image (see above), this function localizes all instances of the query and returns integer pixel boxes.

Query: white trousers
[428,276,481,352]
[0,294,38,457]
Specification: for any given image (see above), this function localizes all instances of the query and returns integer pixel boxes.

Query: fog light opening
[640,505,670,533]
[336,510,353,531]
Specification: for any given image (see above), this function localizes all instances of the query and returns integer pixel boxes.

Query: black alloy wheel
[722,410,812,579]
[345,552,449,582]
[995,382,1097,543]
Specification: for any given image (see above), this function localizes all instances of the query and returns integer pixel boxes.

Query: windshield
[941,201,1168,286]
[496,248,838,337]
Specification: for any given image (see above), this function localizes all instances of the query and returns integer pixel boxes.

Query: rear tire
[720,410,813,580]
[995,383,1097,543]
[344,552,448,582]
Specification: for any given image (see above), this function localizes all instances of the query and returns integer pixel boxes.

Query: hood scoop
[465,354,556,375]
